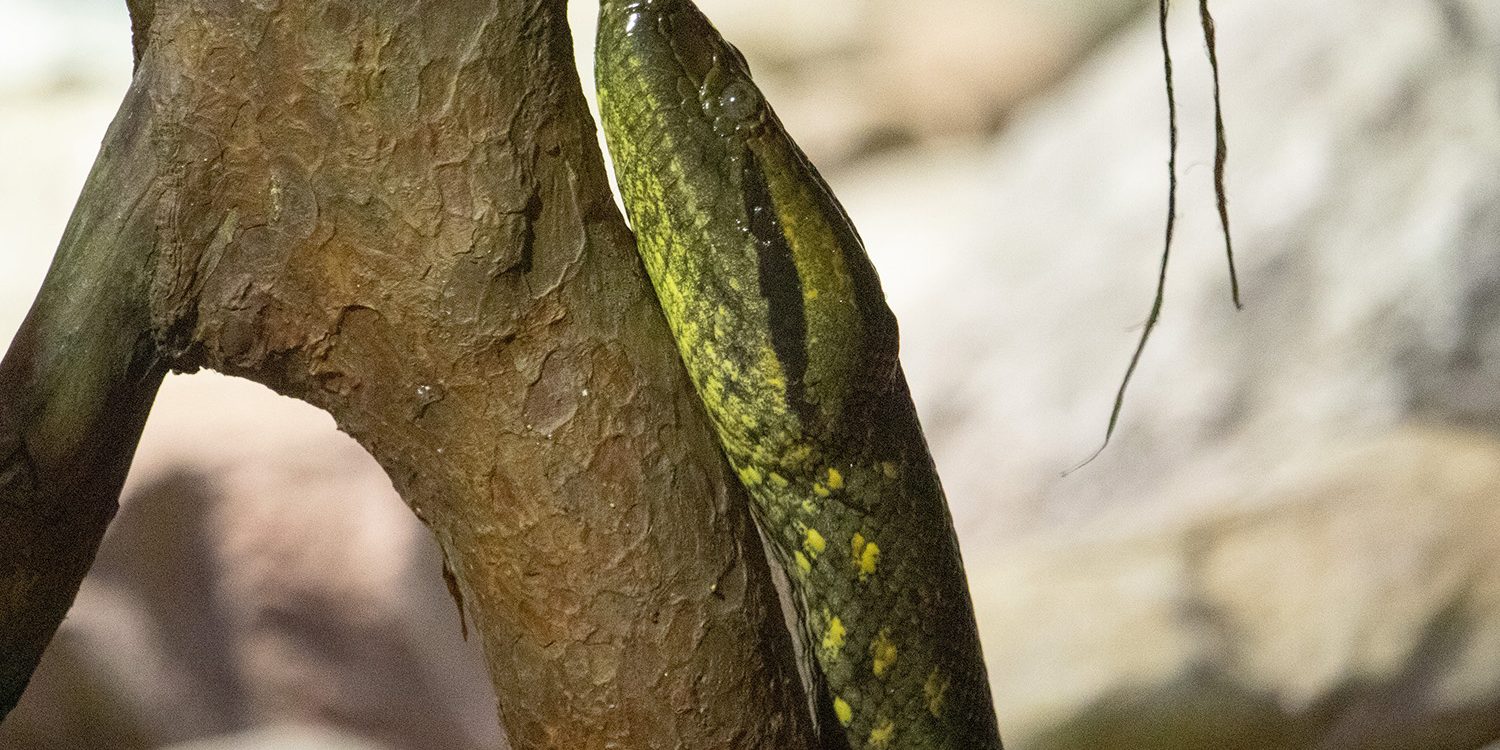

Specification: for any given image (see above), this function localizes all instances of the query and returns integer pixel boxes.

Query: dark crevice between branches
[1067,0,1238,475]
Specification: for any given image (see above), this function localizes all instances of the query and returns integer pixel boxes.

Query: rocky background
[3,0,1500,748]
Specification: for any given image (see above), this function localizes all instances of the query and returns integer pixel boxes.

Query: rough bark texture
[0,1,823,747]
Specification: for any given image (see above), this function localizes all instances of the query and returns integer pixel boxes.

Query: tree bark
[0,54,166,715]
[0,1,822,748]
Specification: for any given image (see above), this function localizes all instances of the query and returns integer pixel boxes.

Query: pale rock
[830,0,1500,745]
[569,0,1153,169]
[976,427,1500,748]
[160,723,391,750]
[0,375,504,750]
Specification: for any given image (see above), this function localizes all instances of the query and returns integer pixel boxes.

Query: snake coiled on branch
[596,2,1004,747]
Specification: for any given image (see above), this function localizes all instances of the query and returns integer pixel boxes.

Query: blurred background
[4,0,1500,748]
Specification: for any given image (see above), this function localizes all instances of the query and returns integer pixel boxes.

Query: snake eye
[705,76,766,139]
[715,79,762,123]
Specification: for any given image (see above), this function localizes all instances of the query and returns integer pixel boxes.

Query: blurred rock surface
[159,724,390,750]
[978,426,1500,748]
[847,0,1500,745]
[4,0,1500,748]
[568,0,1153,166]
[0,374,504,750]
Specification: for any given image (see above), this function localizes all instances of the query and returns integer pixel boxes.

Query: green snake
[595,1,1004,748]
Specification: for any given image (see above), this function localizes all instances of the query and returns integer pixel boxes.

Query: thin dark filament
[1065,0,1179,476]
[1200,0,1241,309]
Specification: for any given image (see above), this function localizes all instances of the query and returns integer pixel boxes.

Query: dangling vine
[1070,0,1238,473]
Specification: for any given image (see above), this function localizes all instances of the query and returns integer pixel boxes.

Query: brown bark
[0,1,822,747]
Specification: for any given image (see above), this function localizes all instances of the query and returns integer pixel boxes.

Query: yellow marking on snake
[826,467,844,489]
[925,668,951,718]
[822,616,847,657]
[871,628,898,678]
[804,527,827,557]
[834,697,854,727]
[868,721,896,747]
[860,540,880,578]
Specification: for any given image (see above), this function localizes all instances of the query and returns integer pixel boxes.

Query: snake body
[596,2,1003,747]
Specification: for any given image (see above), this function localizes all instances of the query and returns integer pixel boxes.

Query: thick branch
[0,77,166,710]
[1,0,822,747]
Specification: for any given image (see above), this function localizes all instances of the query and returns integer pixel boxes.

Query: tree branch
[0,1,823,747]
[0,71,166,713]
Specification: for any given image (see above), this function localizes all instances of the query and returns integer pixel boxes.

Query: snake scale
[595,1,1003,748]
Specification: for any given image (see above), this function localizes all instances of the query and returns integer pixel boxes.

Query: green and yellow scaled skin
[596,2,1003,748]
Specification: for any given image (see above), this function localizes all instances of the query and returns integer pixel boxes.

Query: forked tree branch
[0,1,822,747]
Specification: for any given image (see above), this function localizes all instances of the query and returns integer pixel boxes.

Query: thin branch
[1066,0,1180,475]
[1200,0,1241,309]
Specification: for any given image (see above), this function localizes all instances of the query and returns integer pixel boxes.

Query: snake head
[598,0,903,455]
[605,0,769,143]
